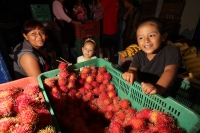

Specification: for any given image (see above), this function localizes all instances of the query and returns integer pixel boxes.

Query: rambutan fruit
[96,98,104,108]
[78,87,87,94]
[59,85,68,93]
[93,87,100,95]
[86,75,94,83]
[107,90,116,98]
[119,99,130,109]
[57,79,67,86]
[15,95,34,113]
[125,107,137,118]
[50,87,61,100]
[103,72,111,80]
[102,79,110,85]
[104,111,113,120]
[75,92,82,99]
[36,108,52,126]
[37,125,56,133]
[109,122,125,133]
[0,98,14,117]
[113,104,121,112]
[103,97,112,106]
[99,84,106,92]
[67,80,75,89]
[115,111,126,121]
[96,74,104,83]
[98,66,107,74]
[17,106,38,125]
[0,117,16,132]
[149,110,159,124]
[68,89,76,98]
[84,82,93,90]
[106,104,114,112]
[80,73,87,80]
[81,67,91,74]
[58,70,69,79]
[0,88,20,100]
[136,108,151,120]
[113,96,121,105]
[83,92,94,101]
[23,84,40,96]
[9,124,33,133]
[68,73,77,81]
[58,62,68,70]
[130,117,147,130]
[99,92,108,100]
[43,77,57,89]
[107,83,115,91]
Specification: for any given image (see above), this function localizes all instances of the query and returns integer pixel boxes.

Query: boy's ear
[161,32,168,42]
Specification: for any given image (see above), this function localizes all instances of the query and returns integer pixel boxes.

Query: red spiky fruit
[0,98,14,116]
[96,74,104,83]
[115,111,126,121]
[80,73,87,79]
[99,84,106,92]
[103,97,112,106]
[113,104,121,112]
[85,75,94,83]
[43,77,57,89]
[84,92,94,101]
[57,79,67,86]
[0,117,16,132]
[50,86,61,100]
[9,124,33,133]
[131,117,146,130]
[67,80,75,89]
[156,112,175,126]
[119,99,130,109]
[107,83,115,91]
[78,87,87,94]
[136,108,151,119]
[37,125,56,133]
[17,107,38,125]
[0,88,20,99]
[149,110,159,124]
[104,111,113,120]
[68,73,77,81]
[93,87,99,95]
[59,70,69,79]
[23,84,40,96]
[99,92,108,100]
[77,78,85,85]
[98,66,107,74]
[109,122,125,133]
[107,90,116,98]
[84,82,93,90]
[36,108,52,126]
[103,72,111,80]
[81,67,90,74]
[59,85,68,93]
[58,62,68,70]
[15,94,34,113]
[102,79,110,85]
[113,96,121,105]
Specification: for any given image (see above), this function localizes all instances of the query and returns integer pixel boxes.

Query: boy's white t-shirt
[77,56,97,71]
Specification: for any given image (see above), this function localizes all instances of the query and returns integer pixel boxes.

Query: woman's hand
[141,82,157,95]
[122,72,134,84]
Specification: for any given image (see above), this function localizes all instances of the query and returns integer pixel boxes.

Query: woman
[10,20,51,79]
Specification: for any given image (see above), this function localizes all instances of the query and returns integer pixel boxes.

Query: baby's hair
[136,17,166,35]
[83,38,96,48]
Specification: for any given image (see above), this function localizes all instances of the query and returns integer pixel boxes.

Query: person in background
[77,38,97,71]
[122,17,186,96]
[52,0,81,61]
[96,0,119,63]
[10,20,51,79]
[117,0,134,51]
[73,0,88,22]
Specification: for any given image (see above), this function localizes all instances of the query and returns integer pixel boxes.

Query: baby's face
[82,42,95,59]
[136,22,166,54]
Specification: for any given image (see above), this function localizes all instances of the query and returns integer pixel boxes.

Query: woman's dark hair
[22,20,46,35]
[136,17,166,35]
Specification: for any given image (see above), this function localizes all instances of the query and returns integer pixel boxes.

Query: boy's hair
[83,38,96,48]
[136,17,166,35]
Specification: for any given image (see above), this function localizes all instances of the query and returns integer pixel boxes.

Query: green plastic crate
[30,4,52,21]
[38,58,200,133]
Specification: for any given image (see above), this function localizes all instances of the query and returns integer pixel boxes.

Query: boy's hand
[141,82,157,95]
[122,72,134,84]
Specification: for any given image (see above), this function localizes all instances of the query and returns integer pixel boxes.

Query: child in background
[122,17,186,96]
[77,38,97,65]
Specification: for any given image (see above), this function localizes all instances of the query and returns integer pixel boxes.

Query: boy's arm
[122,66,138,84]
[155,64,178,94]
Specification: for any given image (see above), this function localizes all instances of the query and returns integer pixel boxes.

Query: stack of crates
[72,20,100,58]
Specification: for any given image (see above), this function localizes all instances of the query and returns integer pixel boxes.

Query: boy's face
[136,22,167,54]
[82,42,95,59]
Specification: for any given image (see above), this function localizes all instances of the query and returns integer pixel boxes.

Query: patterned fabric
[73,4,88,21]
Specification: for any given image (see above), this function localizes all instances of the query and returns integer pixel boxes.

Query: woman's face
[23,27,46,49]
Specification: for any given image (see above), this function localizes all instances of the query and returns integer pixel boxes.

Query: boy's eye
[138,37,143,40]
[149,34,155,37]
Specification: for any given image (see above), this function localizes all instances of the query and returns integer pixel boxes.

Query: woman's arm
[20,54,42,77]
[123,0,134,20]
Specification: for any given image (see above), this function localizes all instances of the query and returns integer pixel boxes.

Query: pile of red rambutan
[43,62,185,133]
[0,84,56,133]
